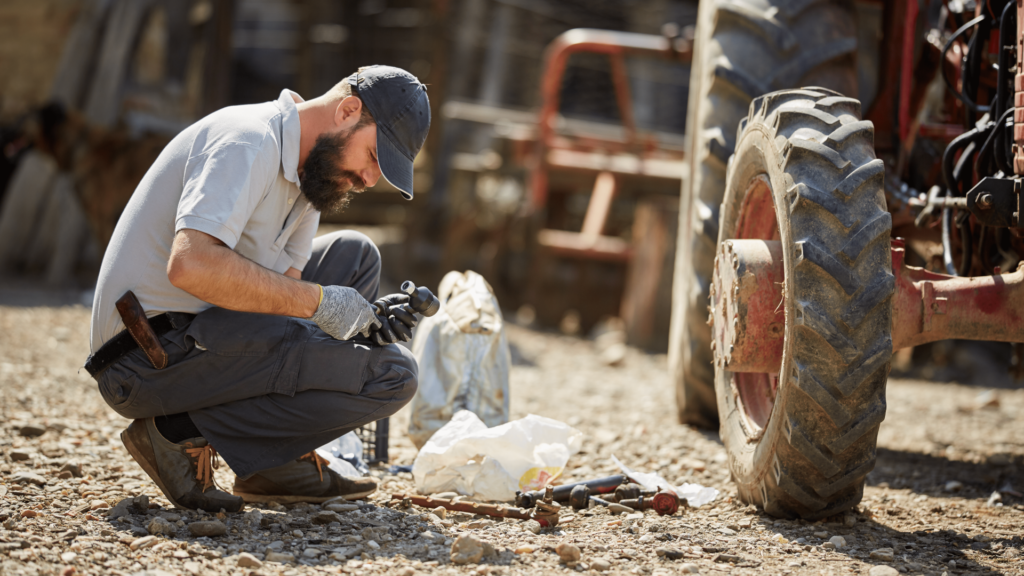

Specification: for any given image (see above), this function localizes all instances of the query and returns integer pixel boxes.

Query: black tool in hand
[368,281,441,346]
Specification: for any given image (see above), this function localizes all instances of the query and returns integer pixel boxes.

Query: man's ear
[334,96,363,129]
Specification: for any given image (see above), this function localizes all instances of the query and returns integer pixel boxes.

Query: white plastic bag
[315,432,367,478]
[612,455,719,507]
[412,410,583,501]
[407,271,510,448]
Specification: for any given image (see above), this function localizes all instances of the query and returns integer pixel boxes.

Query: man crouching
[84,66,430,511]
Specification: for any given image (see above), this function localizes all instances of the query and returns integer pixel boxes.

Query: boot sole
[120,427,187,510]
[232,489,376,504]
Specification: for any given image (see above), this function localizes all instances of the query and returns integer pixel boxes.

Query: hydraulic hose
[941,15,991,113]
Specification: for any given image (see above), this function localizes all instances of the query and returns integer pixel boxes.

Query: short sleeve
[283,205,320,271]
[175,143,268,248]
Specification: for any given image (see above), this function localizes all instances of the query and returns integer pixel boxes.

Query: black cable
[942,126,985,194]
[995,1,1017,172]
[952,140,976,276]
[941,15,991,113]
[975,107,1014,176]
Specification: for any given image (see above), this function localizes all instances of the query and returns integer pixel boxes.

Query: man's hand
[311,286,382,340]
[167,229,321,318]
[370,293,418,345]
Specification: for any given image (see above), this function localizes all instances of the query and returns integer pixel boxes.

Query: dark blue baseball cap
[349,65,430,200]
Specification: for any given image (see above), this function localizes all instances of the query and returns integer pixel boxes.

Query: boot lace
[184,443,221,492]
[300,451,330,483]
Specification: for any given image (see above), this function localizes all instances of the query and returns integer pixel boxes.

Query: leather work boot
[120,418,244,512]
[232,451,377,504]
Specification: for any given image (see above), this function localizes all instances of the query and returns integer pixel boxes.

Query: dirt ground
[1,304,1022,576]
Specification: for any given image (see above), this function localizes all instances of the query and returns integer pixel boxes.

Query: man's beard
[300,129,367,214]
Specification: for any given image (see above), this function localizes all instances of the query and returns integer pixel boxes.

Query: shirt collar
[275,89,304,184]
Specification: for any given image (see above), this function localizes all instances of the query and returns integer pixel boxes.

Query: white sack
[412,410,583,501]
[407,270,510,448]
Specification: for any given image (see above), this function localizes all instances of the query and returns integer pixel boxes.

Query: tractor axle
[711,239,1024,373]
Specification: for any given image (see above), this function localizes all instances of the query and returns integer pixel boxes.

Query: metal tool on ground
[618,490,682,516]
[389,493,539,523]
[613,482,655,503]
[567,484,614,511]
[514,474,625,508]
[531,485,561,527]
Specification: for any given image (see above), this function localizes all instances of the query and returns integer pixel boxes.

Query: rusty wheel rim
[731,174,782,433]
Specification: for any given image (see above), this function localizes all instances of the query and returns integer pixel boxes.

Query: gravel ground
[1,304,1022,576]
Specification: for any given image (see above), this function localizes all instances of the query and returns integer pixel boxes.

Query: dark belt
[84,312,193,377]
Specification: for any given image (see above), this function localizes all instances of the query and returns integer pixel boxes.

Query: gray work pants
[94,231,418,478]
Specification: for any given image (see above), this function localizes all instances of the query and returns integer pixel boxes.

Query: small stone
[680,564,701,574]
[265,551,295,563]
[556,542,581,564]
[9,450,34,462]
[106,499,132,519]
[514,545,536,554]
[238,509,261,530]
[61,567,76,576]
[188,520,227,537]
[366,540,380,550]
[183,561,202,575]
[451,533,493,565]
[591,559,611,572]
[607,503,632,514]
[147,517,176,536]
[131,494,150,512]
[829,536,846,549]
[869,548,894,562]
[325,503,359,512]
[158,511,181,522]
[60,551,77,562]
[18,424,46,437]
[20,510,37,518]
[236,552,262,568]
[89,500,109,510]
[522,520,542,534]
[173,550,190,559]
[868,566,899,576]
[843,514,857,527]
[60,460,83,478]
[813,531,829,538]
[12,472,46,486]
[302,547,322,558]
[433,506,447,519]
[718,527,737,536]
[944,480,963,492]
[58,471,73,480]
[822,542,836,550]
[312,511,341,525]
[129,536,157,551]
[655,548,684,560]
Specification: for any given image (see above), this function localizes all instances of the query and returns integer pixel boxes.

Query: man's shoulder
[188,101,283,159]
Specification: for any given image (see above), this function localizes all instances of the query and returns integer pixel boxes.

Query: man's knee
[374,344,418,408]
[322,230,381,274]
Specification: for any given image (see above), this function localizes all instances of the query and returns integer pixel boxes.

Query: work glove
[370,293,419,345]
[310,285,381,340]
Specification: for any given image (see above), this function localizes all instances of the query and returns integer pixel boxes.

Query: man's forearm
[168,230,320,317]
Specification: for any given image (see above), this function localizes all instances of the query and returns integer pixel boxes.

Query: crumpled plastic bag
[412,410,583,502]
[612,455,719,507]
[315,431,367,478]
[407,271,510,449]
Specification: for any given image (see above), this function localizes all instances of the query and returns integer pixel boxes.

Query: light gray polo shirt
[89,89,319,352]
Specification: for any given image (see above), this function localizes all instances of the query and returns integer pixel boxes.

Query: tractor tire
[715,88,892,519]
[669,0,859,428]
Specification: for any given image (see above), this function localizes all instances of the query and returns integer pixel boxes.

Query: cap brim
[376,128,414,200]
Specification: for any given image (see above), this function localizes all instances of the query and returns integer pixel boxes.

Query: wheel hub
[710,239,786,373]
